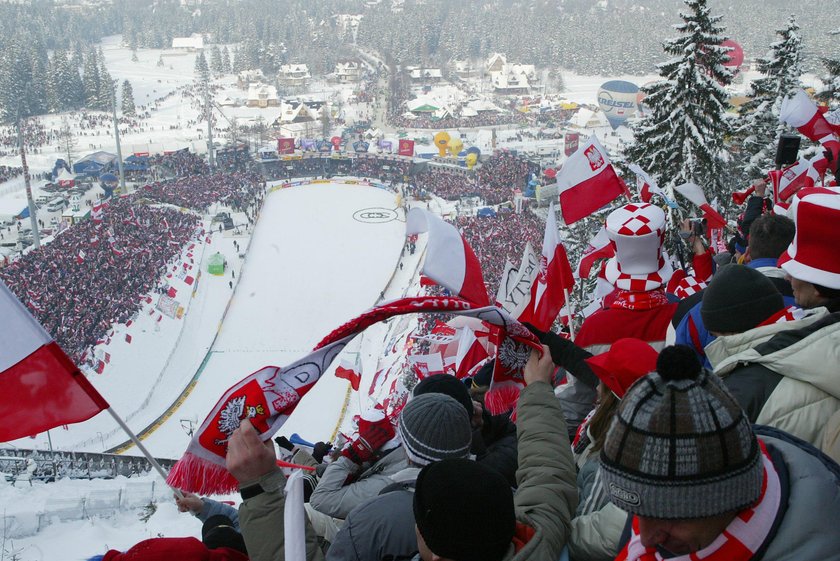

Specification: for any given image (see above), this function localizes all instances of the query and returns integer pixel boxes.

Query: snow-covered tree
[97,51,115,111]
[736,15,803,179]
[210,45,223,74]
[221,46,232,73]
[194,51,210,82]
[82,50,101,110]
[818,56,840,105]
[624,0,733,202]
[121,79,136,116]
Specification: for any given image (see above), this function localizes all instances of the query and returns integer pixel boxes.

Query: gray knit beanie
[599,346,763,519]
[398,393,472,466]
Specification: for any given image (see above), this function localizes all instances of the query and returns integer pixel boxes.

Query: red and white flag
[406,209,489,306]
[780,89,837,142]
[674,183,727,230]
[166,296,541,494]
[556,135,625,224]
[0,280,108,442]
[334,359,361,391]
[408,352,446,379]
[91,203,106,224]
[76,250,86,265]
[575,225,614,279]
[454,327,489,380]
[518,203,575,331]
[767,159,820,203]
[628,164,662,203]
[495,242,540,319]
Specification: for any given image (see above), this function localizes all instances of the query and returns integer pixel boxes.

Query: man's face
[789,276,825,309]
[637,513,735,555]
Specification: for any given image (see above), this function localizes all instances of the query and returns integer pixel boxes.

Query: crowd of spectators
[0,196,200,363]
[149,150,211,178]
[0,164,23,183]
[413,151,533,205]
[138,171,264,213]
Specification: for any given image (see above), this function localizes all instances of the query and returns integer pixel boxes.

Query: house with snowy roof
[452,60,478,80]
[407,66,443,83]
[237,69,265,89]
[335,61,361,83]
[246,84,279,108]
[490,63,538,95]
[171,34,204,51]
[486,53,506,73]
[278,64,311,88]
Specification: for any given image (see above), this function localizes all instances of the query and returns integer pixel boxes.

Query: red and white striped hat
[604,203,673,292]
[779,191,840,289]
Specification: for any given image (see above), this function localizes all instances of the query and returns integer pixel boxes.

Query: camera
[679,218,707,240]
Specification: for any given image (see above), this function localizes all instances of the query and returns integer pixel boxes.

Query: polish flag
[627,164,660,203]
[408,352,446,380]
[780,90,836,141]
[184,275,195,286]
[91,203,105,224]
[454,327,489,380]
[334,362,361,391]
[406,209,489,306]
[0,280,108,441]
[674,183,727,230]
[768,159,820,203]
[556,136,625,224]
[817,134,840,176]
[575,225,614,279]
[76,250,86,265]
[518,203,575,331]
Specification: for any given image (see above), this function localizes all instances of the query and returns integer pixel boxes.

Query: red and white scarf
[616,440,782,561]
[610,288,671,311]
[166,296,541,495]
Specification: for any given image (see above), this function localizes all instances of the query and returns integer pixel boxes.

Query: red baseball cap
[584,338,659,398]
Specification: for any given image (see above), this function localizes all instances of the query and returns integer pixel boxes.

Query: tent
[73,151,118,176]
[56,168,76,187]
[123,154,150,171]
[208,253,226,275]
[0,199,29,222]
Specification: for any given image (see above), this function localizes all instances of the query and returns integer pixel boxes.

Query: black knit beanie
[414,458,514,561]
[701,264,784,334]
[413,373,474,418]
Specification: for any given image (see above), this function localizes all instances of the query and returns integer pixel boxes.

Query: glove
[341,417,395,465]
[274,435,294,451]
[312,441,333,463]
[523,322,570,366]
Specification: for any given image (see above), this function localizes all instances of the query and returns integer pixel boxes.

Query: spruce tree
[818,56,840,104]
[624,0,733,202]
[194,51,210,82]
[210,45,223,74]
[82,49,101,110]
[221,46,232,73]
[98,52,114,111]
[121,79,136,116]
[736,16,803,180]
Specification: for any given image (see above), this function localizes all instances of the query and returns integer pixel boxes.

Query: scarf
[166,296,540,495]
[615,440,782,561]
[610,288,670,311]
[758,305,809,327]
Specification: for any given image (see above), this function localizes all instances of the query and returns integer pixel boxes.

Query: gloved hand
[341,417,395,465]
[274,435,294,451]
[522,322,570,366]
[313,441,333,463]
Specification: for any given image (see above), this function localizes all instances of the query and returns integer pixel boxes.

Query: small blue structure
[123,154,150,171]
[73,151,118,177]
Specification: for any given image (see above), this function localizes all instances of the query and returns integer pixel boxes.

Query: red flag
[167,286,178,298]
[184,275,195,286]
[556,136,625,224]
[406,209,489,306]
[76,250,86,265]
[518,203,575,331]
[334,363,361,391]
[125,333,132,344]
[576,225,615,279]
[768,159,819,204]
[398,139,415,157]
[0,280,108,442]
[454,328,489,380]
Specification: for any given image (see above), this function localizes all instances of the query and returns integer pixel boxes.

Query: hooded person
[410,346,578,561]
[702,264,840,449]
[325,393,474,561]
[563,203,677,435]
[412,373,518,487]
[600,345,840,561]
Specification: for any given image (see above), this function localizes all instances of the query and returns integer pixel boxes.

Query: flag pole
[105,407,183,498]
[563,287,576,341]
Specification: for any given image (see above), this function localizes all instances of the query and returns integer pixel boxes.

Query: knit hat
[701,264,784,333]
[599,346,763,519]
[604,203,673,291]
[584,338,658,398]
[398,393,472,466]
[413,373,474,419]
[778,191,840,289]
[414,458,514,561]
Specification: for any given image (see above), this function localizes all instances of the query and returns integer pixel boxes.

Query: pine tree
[46,54,61,113]
[121,79,136,116]
[232,45,244,72]
[82,49,101,110]
[818,56,840,104]
[624,0,733,203]
[736,15,803,179]
[210,45,223,74]
[98,51,114,111]
[194,51,210,82]
[221,46,232,73]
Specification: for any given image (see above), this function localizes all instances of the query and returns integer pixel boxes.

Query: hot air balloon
[434,131,450,157]
[597,80,640,130]
[331,136,342,150]
[448,137,464,157]
[465,146,480,169]
[721,39,744,73]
